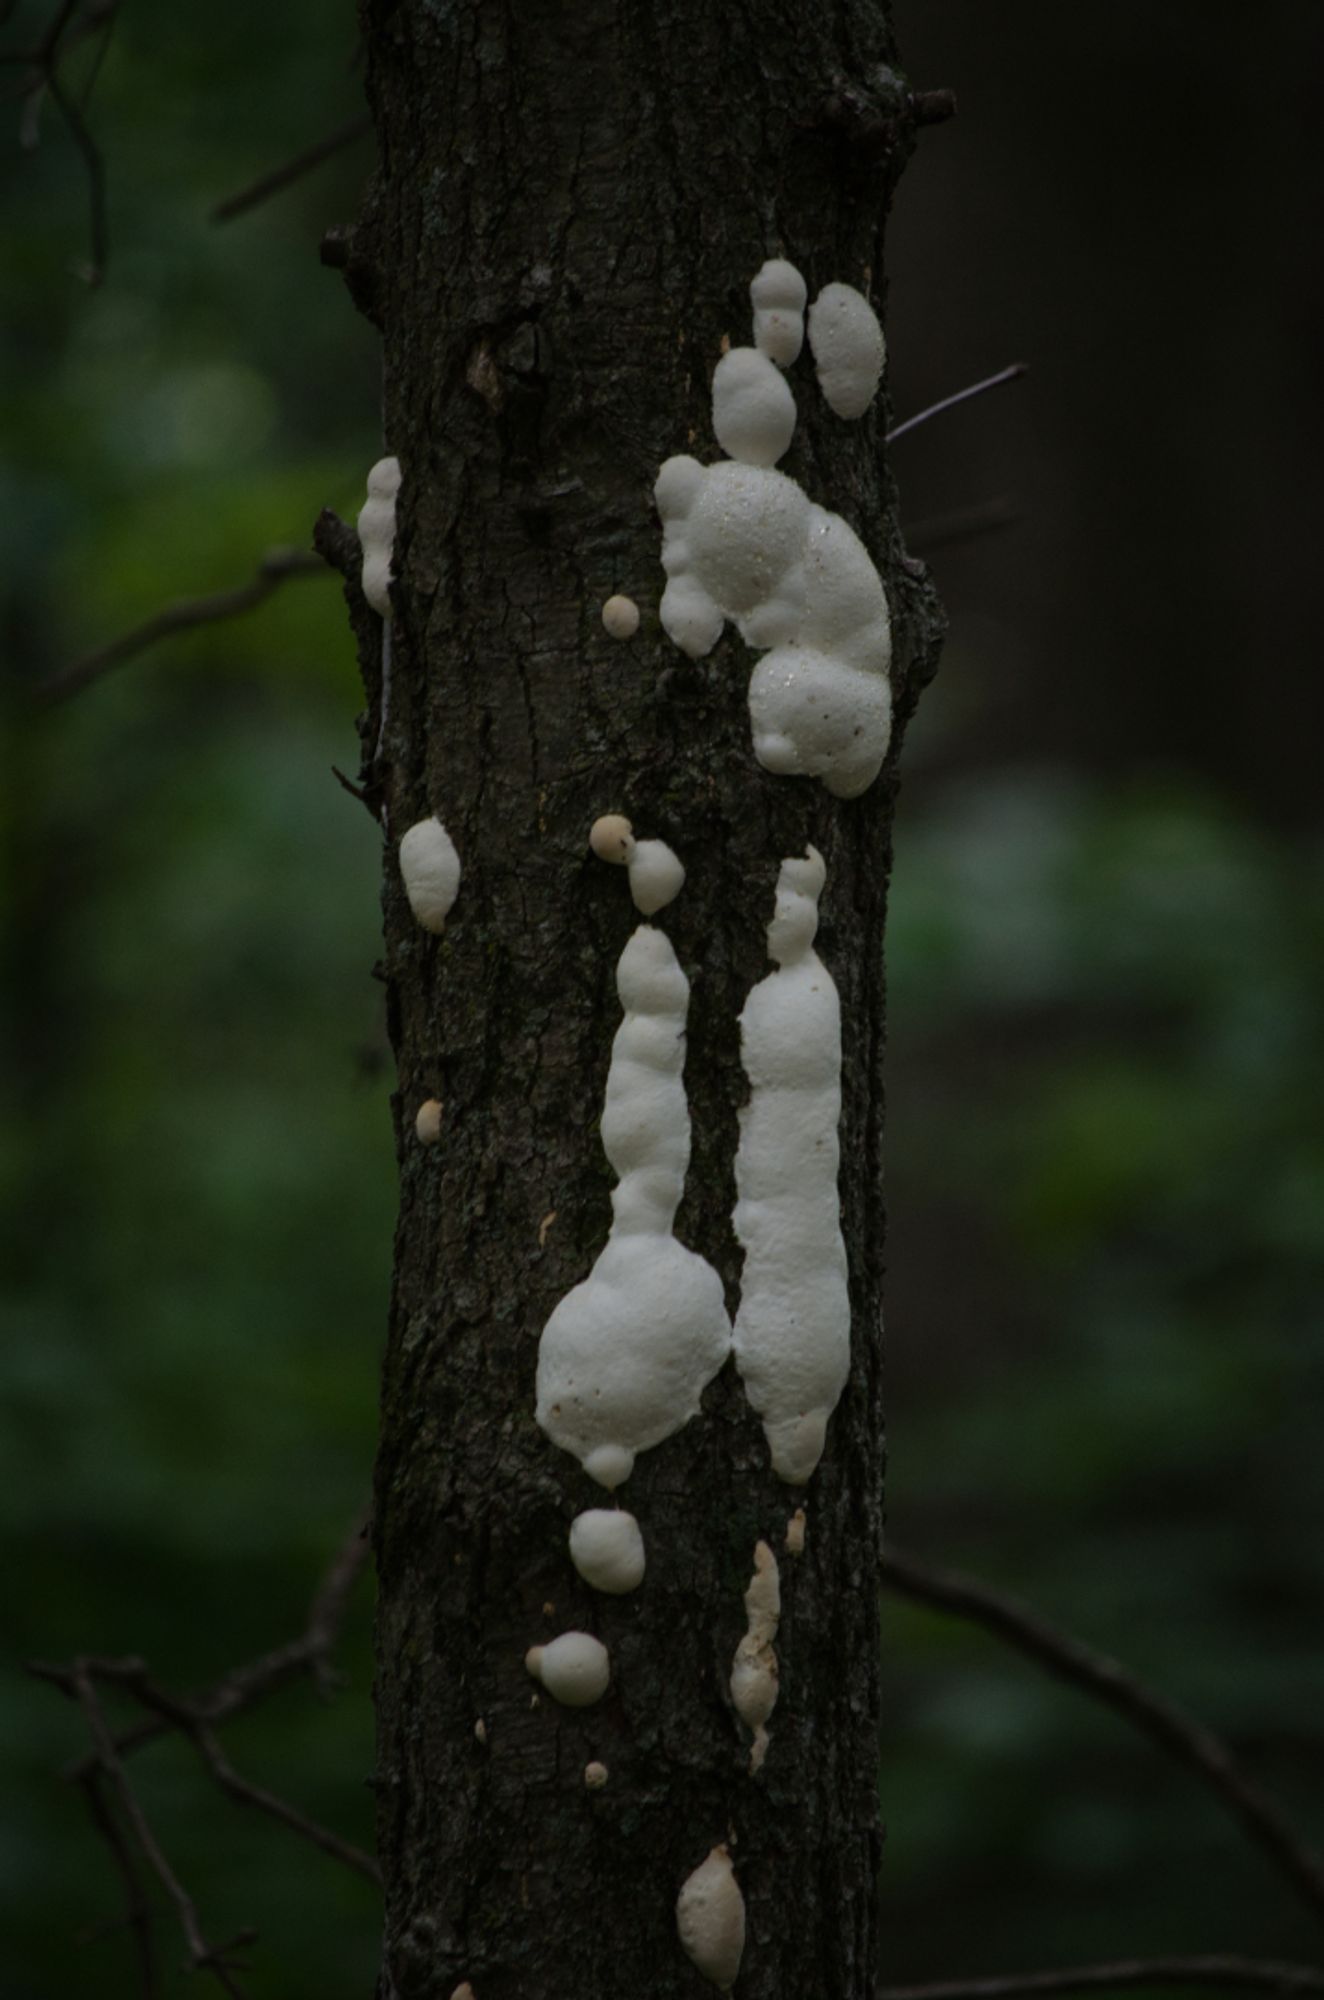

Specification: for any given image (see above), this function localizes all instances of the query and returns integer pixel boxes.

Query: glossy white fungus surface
[601,593,640,640]
[399,817,461,933]
[524,1631,610,1707]
[711,347,797,467]
[750,257,807,367]
[733,848,849,1483]
[807,281,885,419]
[357,455,401,617]
[626,837,685,915]
[569,1509,646,1594]
[729,1539,781,1774]
[536,927,731,1488]
[676,1844,746,1990]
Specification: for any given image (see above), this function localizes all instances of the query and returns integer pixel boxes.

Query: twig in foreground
[882,1956,1324,2000]
[887,363,1028,445]
[880,1545,1324,1930]
[38,547,328,707]
[211,112,373,223]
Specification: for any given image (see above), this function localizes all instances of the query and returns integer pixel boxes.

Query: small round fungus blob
[712,347,797,467]
[785,1508,807,1556]
[601,594,640,640]
[627,838,685,916]
[807,282,886,419]
[583,1760,609,1789]
[750,257,807,367]
[676,1844,746,1990]
[589,814,635,865]
[415,1099,443,1146]
[525,1631,610,1707]
[473,1717,488,1745]
[569,1509,646,1593]
[399,817,461,933]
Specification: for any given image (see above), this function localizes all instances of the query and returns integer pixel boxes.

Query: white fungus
[399,816,461,933]
[588,816,686,915]
[536,927,731,1488]
[733,848,849,1484]
[785,1508,807,1557]
[655,270,893,798]
[807,281,886,419]
[750,257,807,367]
[449,1986,475,2000]
[711,347,797,467]
[601,593,640,640]
[569,1509,646,1594]
[583,1760,609,1789]
[524,1631,610,1707]
[729,1540,781,1774]
[414,1099,443,1146]
[676,1844,746,1990]
[473,1718,488,1745]
[357,455,401,617]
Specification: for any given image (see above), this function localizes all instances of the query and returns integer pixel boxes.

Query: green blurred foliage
[2,3,1321,1998]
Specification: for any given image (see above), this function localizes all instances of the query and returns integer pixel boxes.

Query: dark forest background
[3,2,1321,1994]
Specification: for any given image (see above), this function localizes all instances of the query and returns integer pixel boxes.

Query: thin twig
[880,1545,1324,1930]
[78,1766,159,1998]
[886,362,1027,444]
[211,112,373,224]
[881,1958,1324,2000]
[37,547,329,706]
[44,62,105,283]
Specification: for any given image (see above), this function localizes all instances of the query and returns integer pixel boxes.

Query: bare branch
[887,362,1028,445]
[78,1767,159,1999]
[880,1545,1324,1929]
[881,1959,1324,2000]
[37,546,329,707]
[211,112,373,224]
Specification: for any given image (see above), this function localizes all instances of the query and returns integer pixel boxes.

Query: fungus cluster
[733,847,849,1483]
[654,261,893,798]
[525,1631,610,1707]
[729,1540,781,1774]
[589,813,685,915]
[535,924,731,1489]
[398,816,461,934]
[357,455,401,618]
[676,1844,746,1990]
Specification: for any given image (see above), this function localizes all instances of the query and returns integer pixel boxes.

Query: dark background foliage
[2,1,1320,1994]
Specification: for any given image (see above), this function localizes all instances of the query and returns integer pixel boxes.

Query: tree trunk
[339,4,944,1995]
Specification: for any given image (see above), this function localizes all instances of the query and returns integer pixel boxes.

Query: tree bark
[342,4,945,1995]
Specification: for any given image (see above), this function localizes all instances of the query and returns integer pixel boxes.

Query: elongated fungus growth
[676,1844,746,1990]
[587,815,686,915]
[414,1099,443,1146]
[569,1509,646,1593]
[733,848,849,1483]
[730,1540,781,1774]
[399,816,461,933]
[655,267,893,797]
[449,1985,475,2000]
[807,281,886,419]
[785,1508,806,1556]
[536,927,731,1488]
[357,456,401,617]
[584,1760,609,1789]
[750,257,807,367]
[525,1632,610,1707]
[601,593,640,639]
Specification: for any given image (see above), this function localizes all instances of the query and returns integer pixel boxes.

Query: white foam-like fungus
[676,1844,746,1990]
[587,815,686,915]
[536,927,731,1488]
[730,1540,781,1774]
[524,1631,610,1707]
[399,817,461,933]
[655,272,893,798]
[733,848,849,1484]
[569,1509,646,1593]
[807,281,885,420]
[357,456,401,618]
[750,257,807,367]
[414,1099,443,1145]
[601,593,640,640]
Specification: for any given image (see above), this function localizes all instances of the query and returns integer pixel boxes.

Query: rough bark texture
[342,4,945,1995]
